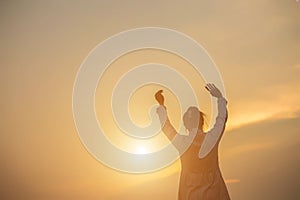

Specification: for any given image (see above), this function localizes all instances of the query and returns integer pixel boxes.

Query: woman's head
[183,106,205,132]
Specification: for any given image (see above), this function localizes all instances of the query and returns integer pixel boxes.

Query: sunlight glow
[134,145,149,154]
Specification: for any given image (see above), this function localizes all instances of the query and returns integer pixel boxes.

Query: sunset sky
[1,1,300,199]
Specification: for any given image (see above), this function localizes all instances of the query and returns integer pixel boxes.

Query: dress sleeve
[157,105,193,153]
[198,97,228,158]
[162,118,178,141]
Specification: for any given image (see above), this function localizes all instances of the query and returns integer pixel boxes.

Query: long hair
[183,106,205,132]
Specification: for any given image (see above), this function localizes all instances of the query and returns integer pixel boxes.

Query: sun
[134,145,149,154]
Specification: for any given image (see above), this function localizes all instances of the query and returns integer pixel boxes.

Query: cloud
[225,142,276,157]
[221,115,300,200]
[225,179,240,184]
[227,79,300,131]
[294,64,300,69]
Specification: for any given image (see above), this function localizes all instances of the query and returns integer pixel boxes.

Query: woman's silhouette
[155,83,230,200]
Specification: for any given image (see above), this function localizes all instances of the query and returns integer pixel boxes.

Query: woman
[155,83,231,200]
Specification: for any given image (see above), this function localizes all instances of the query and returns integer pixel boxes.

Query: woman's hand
[205,83,223,98]
[155,90,167,124]
[155,90,165,105]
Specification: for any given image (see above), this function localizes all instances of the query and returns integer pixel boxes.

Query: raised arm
[156,106,177,140]
[155,90,193,152]
[156,103,194,154]
[198,83,228,159]
[155,90,178,141]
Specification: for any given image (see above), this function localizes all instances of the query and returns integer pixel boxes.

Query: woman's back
[180,133,219,173]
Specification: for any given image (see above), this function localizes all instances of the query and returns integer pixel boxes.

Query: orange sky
[1,1,300,200]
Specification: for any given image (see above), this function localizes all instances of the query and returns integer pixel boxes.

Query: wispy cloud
[225,179,240,184]
[294,64,300,69]
[225,142,276,157]
[227,80,300,131]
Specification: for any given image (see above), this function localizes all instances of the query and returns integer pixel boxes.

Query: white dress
[159,97,230,200]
